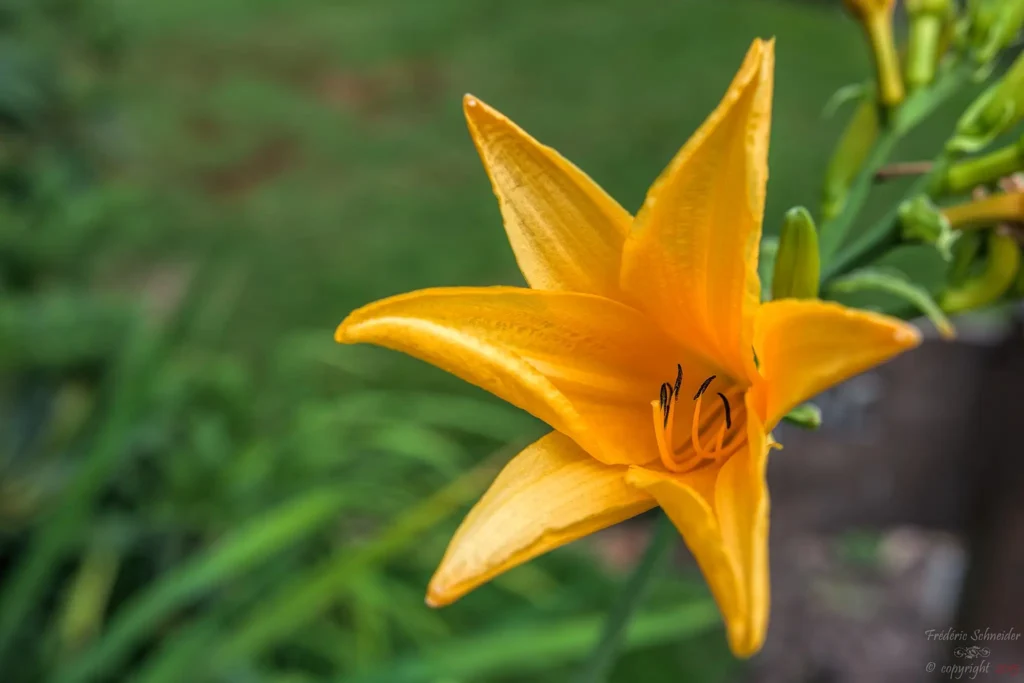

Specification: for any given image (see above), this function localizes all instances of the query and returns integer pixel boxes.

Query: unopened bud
[950,50,1024,152]
[963,0,1024,64]
[944,133,1024,193]
[899,195,956,259]
[941,191,1024,229]
[906,0,954,89]
[823,95,880,221]
[772,207,821,300]
[940,229,1021,313]
[844,0,906,107]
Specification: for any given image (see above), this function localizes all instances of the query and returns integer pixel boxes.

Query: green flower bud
[906,0,954,89]
[944,133,1024,194]
[949,50,1024,153]
[844,0,906,107]
[822,95,880,221]
[940,229,1021,312]
[899,195,957,260]
[772,207,821,300]
[963,0,1024,64]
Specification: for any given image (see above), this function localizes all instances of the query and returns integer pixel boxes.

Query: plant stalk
[575,512,676,683]
[820,62,974,280]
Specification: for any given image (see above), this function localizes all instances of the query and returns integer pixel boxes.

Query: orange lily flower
[336,39,920,657]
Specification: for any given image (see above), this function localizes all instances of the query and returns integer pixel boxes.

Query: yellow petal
[628,394,772,658]
[620,39,774,382]
[754,299,921,428]
[713,393,771,657]
[464,95,632,298]
[625,462,743,651]
[337,286,678,465]
[427,431,655,606]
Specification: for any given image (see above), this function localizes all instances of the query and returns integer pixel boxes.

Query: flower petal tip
[463,93,498,122]
[333,318,353,344]
[729,635,766,660]
[463,93,504,132]
[894,323,923,347]
[725,613,768,660]
[747,36,775,64]
[425,583,454,608]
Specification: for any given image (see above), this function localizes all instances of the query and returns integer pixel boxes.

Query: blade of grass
[575,512,676,683]
[0,256,229,667]
[52,487,348,683]
[341,601,721,683]
[209,445,516,670]
[0,320,155,667]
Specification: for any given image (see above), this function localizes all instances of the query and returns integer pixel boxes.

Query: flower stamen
[717,392,732,428]
[653,365,685,472]
[694,375,717,400]
[653,369,745,472]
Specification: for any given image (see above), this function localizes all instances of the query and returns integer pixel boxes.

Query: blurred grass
[0,0,978,681]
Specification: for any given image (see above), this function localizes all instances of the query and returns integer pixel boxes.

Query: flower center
[651,364,746,473]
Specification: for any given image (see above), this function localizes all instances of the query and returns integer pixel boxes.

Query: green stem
[575,512,676,683]
[820,62,974,279]
[819,126,902,262]
[865,12,906,107]
[823,174,932,279]
[907,25,939,90]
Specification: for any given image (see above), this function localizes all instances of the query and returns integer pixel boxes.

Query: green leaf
[326,390,538,441]
[52,488,348,683]
[822,82,869,118]
[339,602,720,683]
[827,267,955,339]
[206,455,508,671]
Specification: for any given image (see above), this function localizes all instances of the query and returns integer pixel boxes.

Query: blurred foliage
[0,0,982,681]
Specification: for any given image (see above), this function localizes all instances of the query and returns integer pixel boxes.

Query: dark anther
[693,375,717,400]
[659,382,672,427]
[673,364,683,402]
[717,392,732,429]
